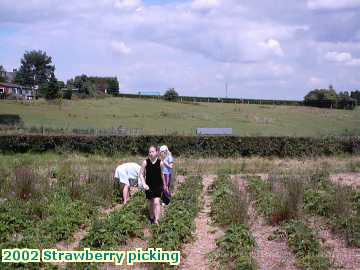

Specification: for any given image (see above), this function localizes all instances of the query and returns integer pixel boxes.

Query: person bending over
[114,162,141,204]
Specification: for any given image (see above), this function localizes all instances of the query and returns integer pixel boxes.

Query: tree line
[304,85,359,110]
[2,50,119,100]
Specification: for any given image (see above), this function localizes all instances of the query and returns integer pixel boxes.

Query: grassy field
[1,97,360,136]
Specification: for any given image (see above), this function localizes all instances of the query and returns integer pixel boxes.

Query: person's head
[159,145,168,159]
[148,145,158,160]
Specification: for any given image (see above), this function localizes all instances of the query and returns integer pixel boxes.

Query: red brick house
[0,82,34,100]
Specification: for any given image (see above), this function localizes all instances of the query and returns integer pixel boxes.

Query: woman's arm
[163,160,174,169]
[160,161,168,192]
[139,160,149,190]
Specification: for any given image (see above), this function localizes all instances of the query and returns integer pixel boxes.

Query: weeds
[247,174,330,270]
[210,174,249,225]
[13,166,38,200]
[304,172,360,247]
[247,175,303,225]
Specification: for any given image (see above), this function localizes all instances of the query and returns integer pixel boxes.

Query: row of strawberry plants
[210,174,257,270]
[247,176,331,270]
[303,170,360,247]
[0,163,116,270]
[0,188,93,270]
[81,192,148,249]
[148,175,202,269]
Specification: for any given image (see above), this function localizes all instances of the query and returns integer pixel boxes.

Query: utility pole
[225,82,228,98]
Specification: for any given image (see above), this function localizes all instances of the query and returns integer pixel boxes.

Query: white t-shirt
[114,163,141,186]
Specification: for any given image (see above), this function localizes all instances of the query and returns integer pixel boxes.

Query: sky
[0,0,360,100]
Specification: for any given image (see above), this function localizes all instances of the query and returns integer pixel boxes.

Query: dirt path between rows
[306,216,360,270]
[330,173,360,189]
[179,175,223,270]
[234,176,299,270]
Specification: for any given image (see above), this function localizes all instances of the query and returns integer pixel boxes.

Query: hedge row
[115,93,303,106]
[0,135,360,157]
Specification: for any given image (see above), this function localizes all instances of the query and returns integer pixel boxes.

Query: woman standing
[139,146,168,225]
[159,145,175,205]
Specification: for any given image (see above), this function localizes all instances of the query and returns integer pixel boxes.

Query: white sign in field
[196,128,233,136]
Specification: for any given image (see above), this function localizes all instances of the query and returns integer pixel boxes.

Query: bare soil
[179,175,223,270]
[234,176,300,270]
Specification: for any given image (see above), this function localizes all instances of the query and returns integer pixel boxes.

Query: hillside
[0,97,359,136]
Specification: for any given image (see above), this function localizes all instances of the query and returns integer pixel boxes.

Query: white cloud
[110,41,132,54]
[307,0,360,10]
[114,0,142,9]
[308,76,325,87]
[1,0,360,99]
[325,51,360,65]
[191,0,220,10]
[258,39,284,56]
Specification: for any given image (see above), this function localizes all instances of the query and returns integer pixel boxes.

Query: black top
[145,158,162,189]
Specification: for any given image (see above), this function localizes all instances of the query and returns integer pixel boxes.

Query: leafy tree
[107,78,119,94]
[351,90,360,105]
[164,88,179,101]
[14,50,55,89]
[40,73,60,100]
[304,88,338,108]
[304,86,356,109]
[0,65,6,82]
[57,80,65,89]
[67,75,119,97]
[62,89,72,100]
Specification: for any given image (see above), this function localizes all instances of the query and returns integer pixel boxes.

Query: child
[159,145,175,205]
[139,146,168,225]
[114,162,141,204]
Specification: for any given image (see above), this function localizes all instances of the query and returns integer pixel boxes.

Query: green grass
[1,97,360,136]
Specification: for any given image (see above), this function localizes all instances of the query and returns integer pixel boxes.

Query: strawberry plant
[150,175,203,251]
[304,175,360,247]
[81,192,147,249]
[284,220,330,270]
[210,173,256,270]
[214,224,257,270]
[247,175,330,270]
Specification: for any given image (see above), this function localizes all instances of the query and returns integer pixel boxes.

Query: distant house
[0,69,17,83]
[0,82,34,100]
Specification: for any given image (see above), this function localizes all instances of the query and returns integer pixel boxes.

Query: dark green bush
[0,135,359,157]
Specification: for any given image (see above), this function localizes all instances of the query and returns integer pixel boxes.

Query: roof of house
[5,71,16,82]
[0,82,23,88]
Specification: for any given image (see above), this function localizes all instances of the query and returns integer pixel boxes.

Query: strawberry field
[0,153,359,270]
